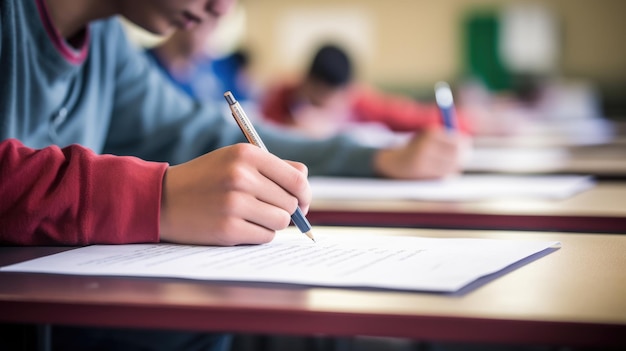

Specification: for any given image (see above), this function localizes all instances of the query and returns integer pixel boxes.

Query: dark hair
[231,49,250,69]
[307,44,352,87]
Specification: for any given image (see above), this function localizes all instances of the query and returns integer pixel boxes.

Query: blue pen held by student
[435,81,457,132]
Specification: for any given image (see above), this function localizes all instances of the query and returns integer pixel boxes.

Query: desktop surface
[308,181,626,233]
[0,227,624,348]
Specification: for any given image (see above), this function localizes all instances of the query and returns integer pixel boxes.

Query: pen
[224,91,315,242]
[434,81,457,132]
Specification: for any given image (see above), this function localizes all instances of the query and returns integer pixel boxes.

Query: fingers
[222,145,310,213]
[285,160,310,212]
[418,130,465,176]
[256,159,311,213]
[285,160,309,176]
[166,214,278,246]
[199,194,290,246]
[410,130,467,178]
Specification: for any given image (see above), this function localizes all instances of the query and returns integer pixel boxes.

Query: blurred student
[145,19,469,158]
[260,44,472,141]
[145,15,254,102]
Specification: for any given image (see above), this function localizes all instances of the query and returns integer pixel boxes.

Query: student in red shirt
[261,43,472,141]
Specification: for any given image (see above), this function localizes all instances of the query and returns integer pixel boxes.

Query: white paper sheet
[309,175,594,201]
[0,230,559,292]
[464,147,570,172]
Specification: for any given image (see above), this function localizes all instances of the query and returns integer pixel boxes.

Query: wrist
[373,148,399,179]
[159,167,173,242]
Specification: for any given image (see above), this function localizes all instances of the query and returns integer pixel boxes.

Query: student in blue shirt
[145,20,254,103]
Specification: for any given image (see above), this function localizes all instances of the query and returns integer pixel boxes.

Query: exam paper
[309,175,594,201]
[0,230,559,292]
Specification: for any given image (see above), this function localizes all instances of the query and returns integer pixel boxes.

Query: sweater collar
[34,0,90,65]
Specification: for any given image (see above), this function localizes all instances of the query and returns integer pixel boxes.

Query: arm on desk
[0,139,164,245]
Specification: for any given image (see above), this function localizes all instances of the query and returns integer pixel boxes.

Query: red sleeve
[351,86,473,134]
[0,139,167,246]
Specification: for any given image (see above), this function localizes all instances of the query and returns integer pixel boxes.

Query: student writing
[0,0,470,248]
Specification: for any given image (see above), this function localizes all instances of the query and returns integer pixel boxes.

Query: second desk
[308,181,626,233]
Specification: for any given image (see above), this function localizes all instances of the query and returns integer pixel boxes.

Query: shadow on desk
[0,325,615,351]
[0,323,230,351]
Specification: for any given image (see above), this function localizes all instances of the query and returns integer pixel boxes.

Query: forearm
[0,139,166,245]
[259,125,379,177]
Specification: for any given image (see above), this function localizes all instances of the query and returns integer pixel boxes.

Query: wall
[240,0,626,114]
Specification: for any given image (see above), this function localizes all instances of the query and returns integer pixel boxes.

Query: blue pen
[224,91,315,242]
[435,81,457,132]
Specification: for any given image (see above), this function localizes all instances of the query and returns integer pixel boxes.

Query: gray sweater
[0,0,378,177]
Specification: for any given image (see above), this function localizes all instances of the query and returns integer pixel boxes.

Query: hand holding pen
[372,82,469,179]
[435,81,458,132]
[224,91,315,242]
[158,97,312,246]
[159,140,312,245]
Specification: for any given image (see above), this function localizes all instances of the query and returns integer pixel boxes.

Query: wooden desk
[308,181,626,233]
[1,227,624,349]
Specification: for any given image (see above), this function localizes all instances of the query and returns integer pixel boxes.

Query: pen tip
[305,231,316,242]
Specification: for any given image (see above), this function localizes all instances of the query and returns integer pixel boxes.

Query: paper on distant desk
[309,175,594,201]
[0,230,559,292]
[464,147,570,173]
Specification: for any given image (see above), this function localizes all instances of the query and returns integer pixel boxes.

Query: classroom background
[3,2,625,349]
[241,0,626,123]
[124,0,626,144]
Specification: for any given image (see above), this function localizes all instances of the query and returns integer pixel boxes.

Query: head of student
[301,43,353,108]
[115,0,236,36]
